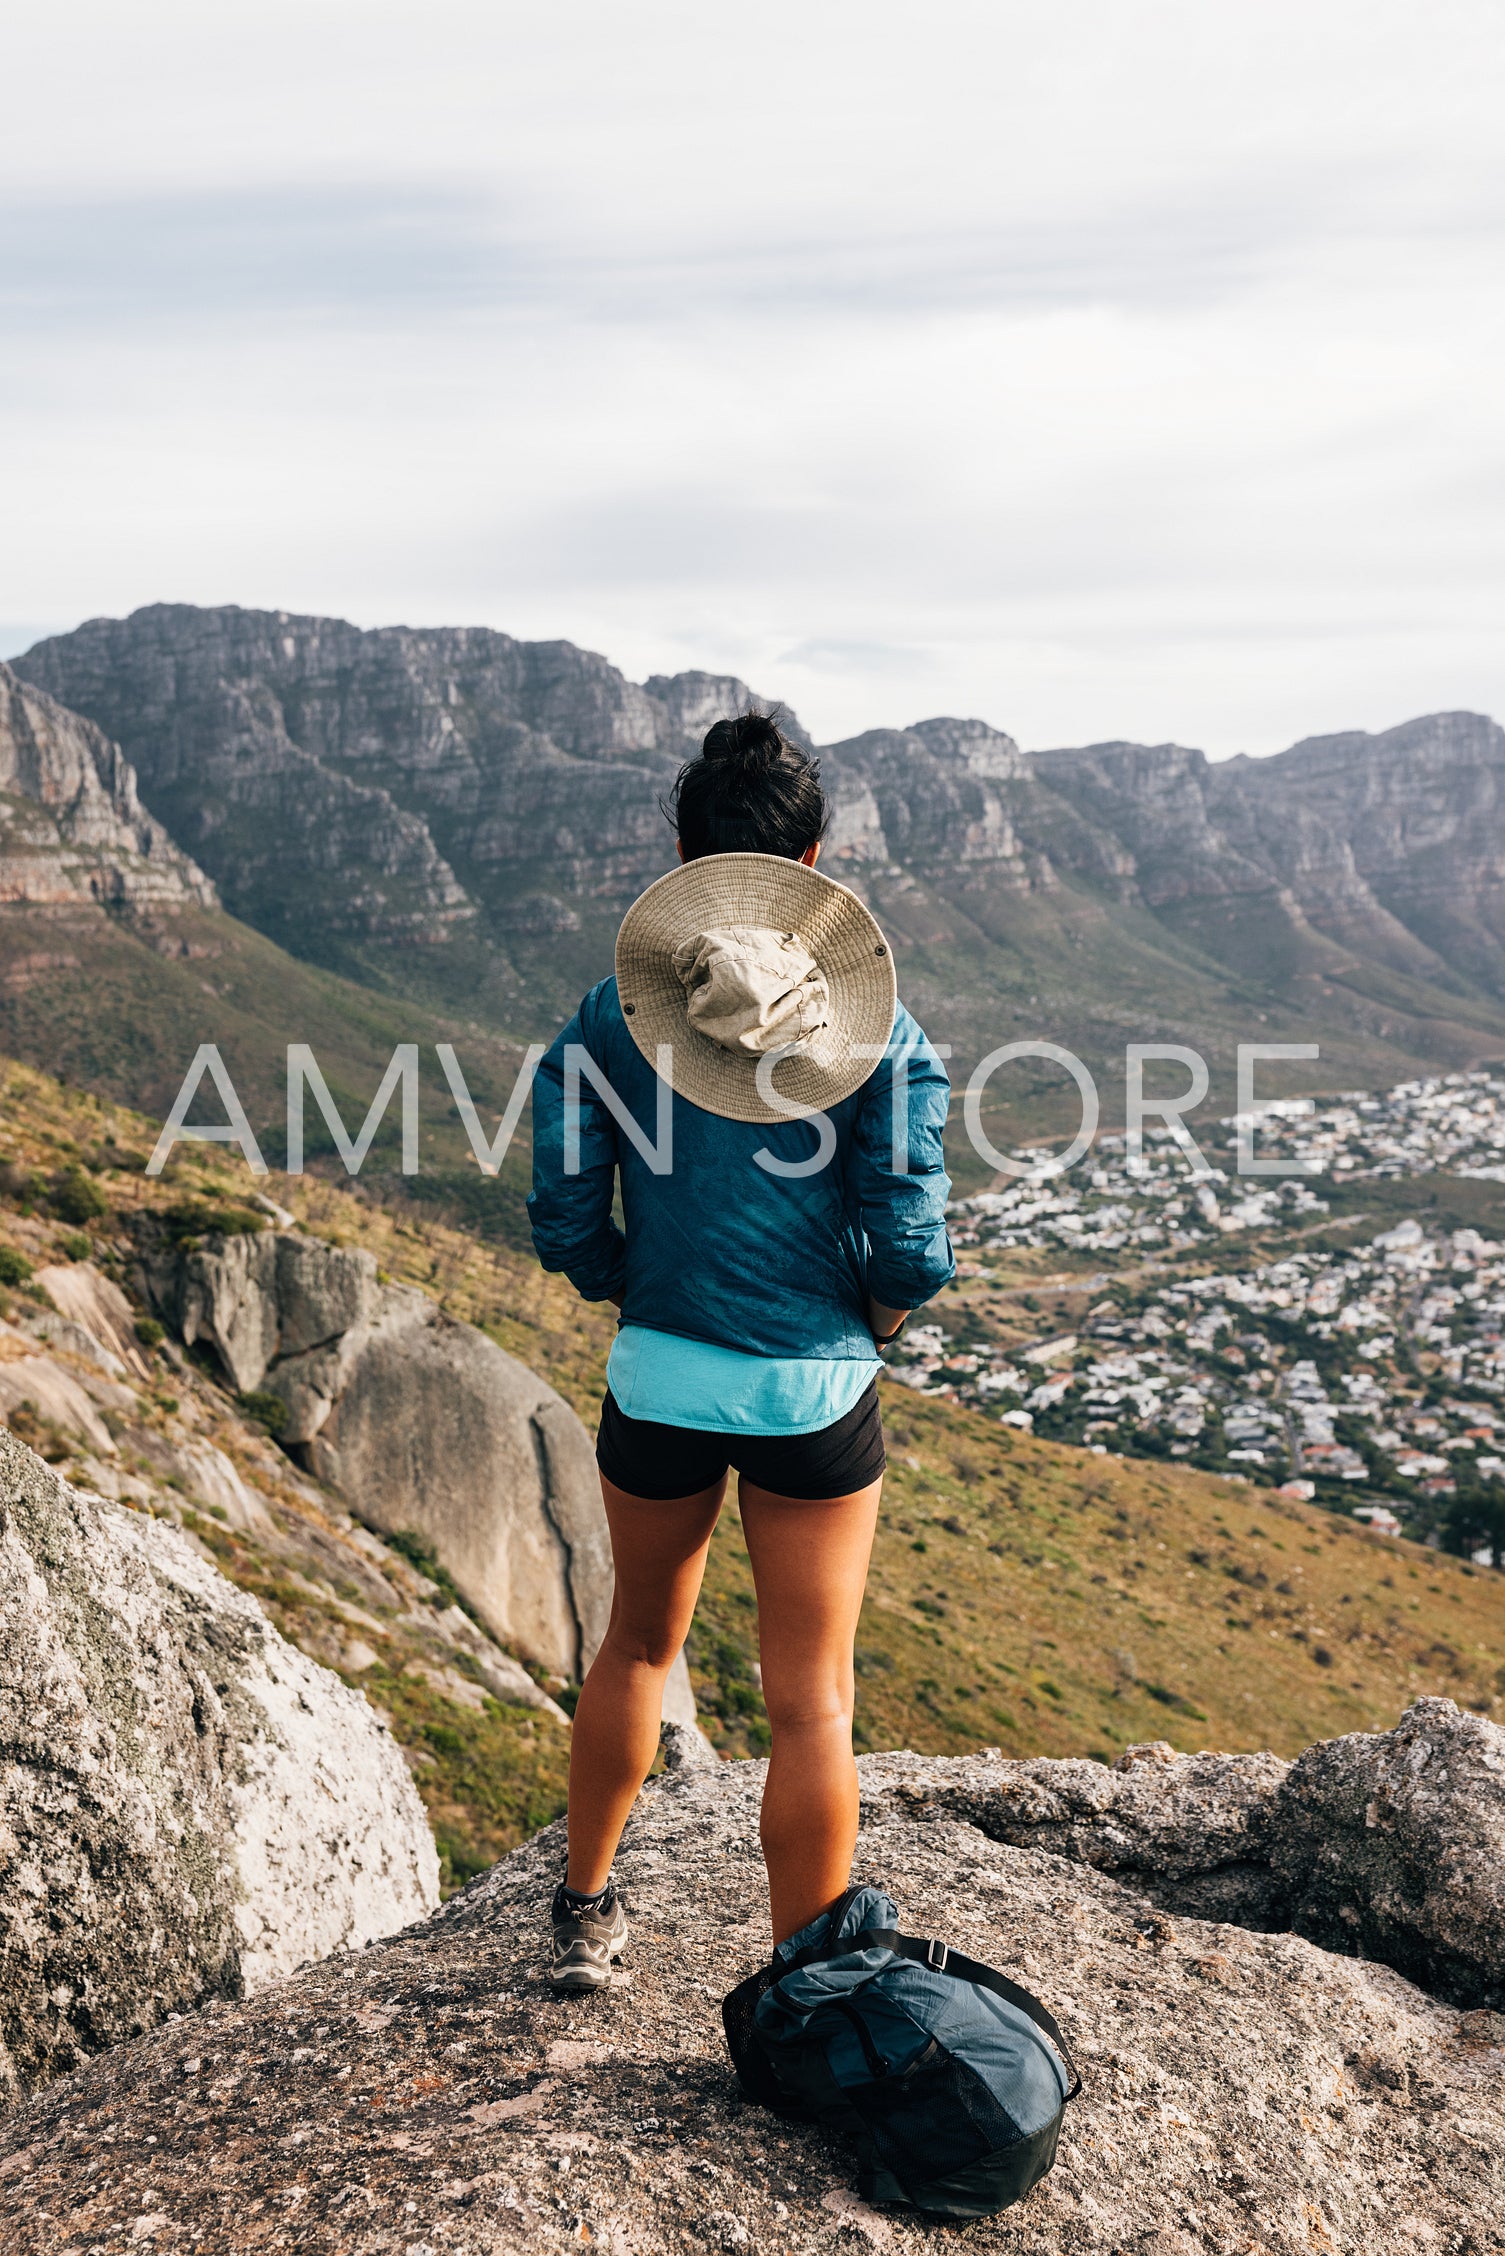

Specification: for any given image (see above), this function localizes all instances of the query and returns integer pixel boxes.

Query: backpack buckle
[926,1938,949,1972]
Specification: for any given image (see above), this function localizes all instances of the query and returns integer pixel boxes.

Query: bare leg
[564,1473,725,1894]
[737,1476,883,1944]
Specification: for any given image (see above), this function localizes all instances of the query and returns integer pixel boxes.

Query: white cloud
[2,0,1502,753]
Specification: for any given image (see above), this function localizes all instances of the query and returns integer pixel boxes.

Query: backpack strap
[842,1927,1081,2101]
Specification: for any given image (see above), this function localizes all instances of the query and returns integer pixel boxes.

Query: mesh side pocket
[855,2043,1024,2189]
[722,1967,808,2119]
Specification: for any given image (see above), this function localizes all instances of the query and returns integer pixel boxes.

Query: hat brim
[614,853,898,1125]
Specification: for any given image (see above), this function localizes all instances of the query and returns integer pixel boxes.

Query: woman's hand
[869,1297,909,1347]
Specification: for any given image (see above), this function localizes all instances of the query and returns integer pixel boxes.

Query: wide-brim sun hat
[615,851,898,1124]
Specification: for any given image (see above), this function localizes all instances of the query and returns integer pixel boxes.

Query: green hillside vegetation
[0,1058,576,1890]
[690,1394,1505,1761]
[1,1057,1501,1894]
[0,900,539,1188]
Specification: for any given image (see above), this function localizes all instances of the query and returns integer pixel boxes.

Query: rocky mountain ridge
[13,606,769,956]
[1033,713,1505,994]
[17,606,1505,1102]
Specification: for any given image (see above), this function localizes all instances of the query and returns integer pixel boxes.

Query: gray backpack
[722,1885,1079,2221]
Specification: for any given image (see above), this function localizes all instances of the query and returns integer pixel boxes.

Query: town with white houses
[895,1071,1505,1568]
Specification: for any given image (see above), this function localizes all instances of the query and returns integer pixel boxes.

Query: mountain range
[10,603,1505,1158]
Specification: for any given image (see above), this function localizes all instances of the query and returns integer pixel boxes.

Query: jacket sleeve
[526,989,629,1302]
[849,1016,956,1310]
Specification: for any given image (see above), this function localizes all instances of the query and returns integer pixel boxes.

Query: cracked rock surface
[3,1726,1502,2253]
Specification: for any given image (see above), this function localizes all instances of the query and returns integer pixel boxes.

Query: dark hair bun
[700,711,784,775]
[668,705,829,863]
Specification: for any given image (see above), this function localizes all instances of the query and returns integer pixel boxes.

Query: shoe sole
[550,1922,629,1991]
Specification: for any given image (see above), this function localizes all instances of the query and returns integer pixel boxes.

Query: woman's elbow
[870,1244,955,1311]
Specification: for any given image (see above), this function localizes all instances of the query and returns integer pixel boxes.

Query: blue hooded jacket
[527,976,955,1361]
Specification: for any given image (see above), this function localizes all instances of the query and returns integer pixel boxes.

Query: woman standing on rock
[528,711,954,1986]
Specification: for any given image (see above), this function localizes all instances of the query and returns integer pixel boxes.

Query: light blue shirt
[607,1324,881,1436]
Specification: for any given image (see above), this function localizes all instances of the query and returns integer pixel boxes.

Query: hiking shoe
[550,1882,628,1991]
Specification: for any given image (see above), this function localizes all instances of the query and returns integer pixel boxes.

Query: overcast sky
[3,0,1502,753]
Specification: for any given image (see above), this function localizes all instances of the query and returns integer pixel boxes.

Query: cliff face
[19,606,1505,1082]
[1226,711,1505,991]
[1035,713,1505,995]
[141,1223,611,1678]
[15,607,762,954]
[0,662,215,913]
[822,718,1033,878]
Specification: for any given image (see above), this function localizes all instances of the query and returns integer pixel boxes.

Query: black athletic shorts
[596,1380,886,1502]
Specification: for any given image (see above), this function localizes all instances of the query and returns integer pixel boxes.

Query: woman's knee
[598,1616,684,1675]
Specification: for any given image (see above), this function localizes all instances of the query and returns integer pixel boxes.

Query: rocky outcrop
[3,1707,1502,2253]
[1274,1697,1505,2007]
[0,1428,437,2106]
[0,1333,124,1459]
[0,1261,281,1538]
[138,1222,699,1723]
[859,1738,1294,1925]
[34,1258,150,1376]
[0,662,215,913]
